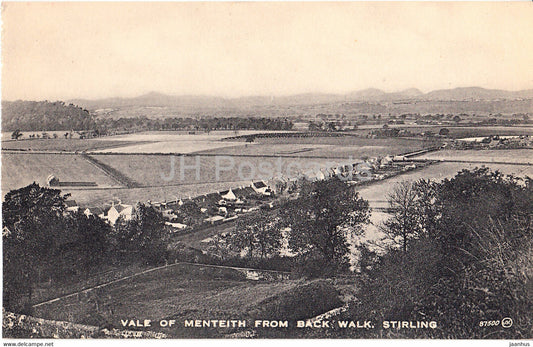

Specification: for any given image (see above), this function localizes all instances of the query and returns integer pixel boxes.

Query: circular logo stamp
[501,317,513,328]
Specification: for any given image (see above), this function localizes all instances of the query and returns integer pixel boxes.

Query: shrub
[247,280,343,322]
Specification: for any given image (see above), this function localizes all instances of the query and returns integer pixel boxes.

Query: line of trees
[96,116,294,133]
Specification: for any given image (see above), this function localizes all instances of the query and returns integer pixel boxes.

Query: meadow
[33,263,307,337]
[1,153,121,194]
[197,137,431,158]
[92,140,245,154]
[1,138,150,152]
[89,154,343,187]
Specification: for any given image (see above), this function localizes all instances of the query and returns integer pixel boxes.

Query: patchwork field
[1,153,121,194]
[33,263,306,337]
[199,137,433,158]
[93,140,245,154]
[415,149,533,164]
[93,130,291,142]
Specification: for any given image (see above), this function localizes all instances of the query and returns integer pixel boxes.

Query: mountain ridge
[63,87,533,110]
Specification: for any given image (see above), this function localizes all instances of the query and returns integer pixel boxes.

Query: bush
[247,280,343,322]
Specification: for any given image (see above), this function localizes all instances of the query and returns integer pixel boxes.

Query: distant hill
[1,100,97,132]
[2,87,531,131]
[423,87,533,101]
[67,87,533,111]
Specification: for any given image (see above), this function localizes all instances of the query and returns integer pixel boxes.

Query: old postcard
[1,1,532,343]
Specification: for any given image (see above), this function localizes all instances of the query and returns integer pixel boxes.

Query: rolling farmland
[199,137,432,158]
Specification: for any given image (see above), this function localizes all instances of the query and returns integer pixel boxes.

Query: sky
[1,2,533,101]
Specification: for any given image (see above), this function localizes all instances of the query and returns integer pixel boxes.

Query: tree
[108,203,168,265]
[175,200,203,226]
[68,211,111,270]
[2,183,70,310]
[11,129,22,140]
[439,128,450,136]
[452,115,462,123]
[280,177,370,272]
[228,214,282,259]
[348,168,533,338]
[381,180,438,252]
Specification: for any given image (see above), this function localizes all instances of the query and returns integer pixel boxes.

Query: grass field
[1,139,151,152]
[198,137,433,158]
[89,154,342,187]
[1,153,121,194]
[416,149,533,164]
[33,263,307,337]
[93,140,245,154]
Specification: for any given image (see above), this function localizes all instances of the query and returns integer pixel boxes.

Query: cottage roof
[220,189,237,200]
[233,186,256,198]
[252,181,267,188]
[114,204,132,214]
[87,207,105,216]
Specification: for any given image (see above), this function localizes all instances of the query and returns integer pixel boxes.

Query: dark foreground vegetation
[2,168,532,338]
[330,168,532,338]
[2,183,169,313]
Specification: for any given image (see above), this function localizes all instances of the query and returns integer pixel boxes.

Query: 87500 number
[479,320,500,327]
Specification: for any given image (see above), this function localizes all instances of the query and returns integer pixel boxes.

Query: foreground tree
[280,177,370,274]
[2,184,70,311]
[227,213,282,259]
[108,203,168,265]
[381,179,438,252]
[350,168,533,338]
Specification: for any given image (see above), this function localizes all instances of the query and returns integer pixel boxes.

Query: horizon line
[3,85,533,103]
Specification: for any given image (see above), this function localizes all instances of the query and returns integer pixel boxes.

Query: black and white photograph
[1,1,532,342]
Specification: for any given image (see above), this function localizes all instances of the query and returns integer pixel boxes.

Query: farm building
[204,215,225,224]
[220,189,237,201]
[105,202,133,225]
[233,186,257,200]
[47,175,59,187]
[251,181,272,196]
